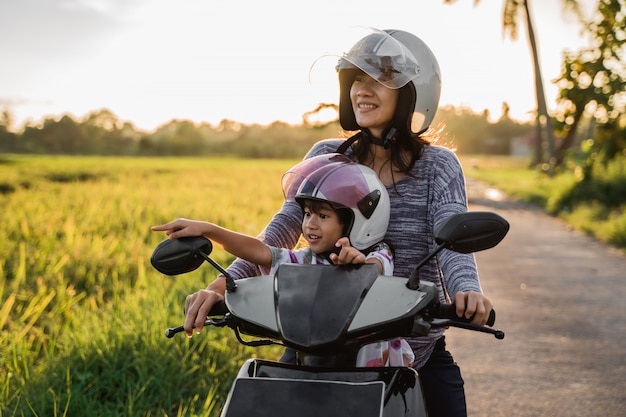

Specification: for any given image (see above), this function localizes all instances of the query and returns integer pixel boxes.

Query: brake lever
[164,316,230,338]
[428,318,505,339]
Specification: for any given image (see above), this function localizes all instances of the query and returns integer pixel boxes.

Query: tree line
[0,0,623,179]
[0,104,535,159]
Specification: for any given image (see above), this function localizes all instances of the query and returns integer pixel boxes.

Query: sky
[0,0,597,132]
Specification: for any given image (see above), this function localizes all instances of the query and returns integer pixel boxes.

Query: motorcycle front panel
[224,264,437,355]
[348,276,436,332]
[224,274,277,333]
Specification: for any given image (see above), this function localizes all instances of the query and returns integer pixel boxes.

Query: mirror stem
[200,252,237,292]
[406,242,446,290]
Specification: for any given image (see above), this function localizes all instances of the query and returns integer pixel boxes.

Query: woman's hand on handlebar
[453,290,493,326]
[183,276,227,337]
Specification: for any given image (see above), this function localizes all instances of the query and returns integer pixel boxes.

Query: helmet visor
[282,154,371,209]
[337,30,421,89]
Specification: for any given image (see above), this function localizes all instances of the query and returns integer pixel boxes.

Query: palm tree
[444,0,581,175]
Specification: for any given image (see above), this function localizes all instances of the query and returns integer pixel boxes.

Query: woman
[160,29,492,417]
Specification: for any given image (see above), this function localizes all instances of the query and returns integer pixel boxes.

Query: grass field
[1,153,623,416]
[459,155,626,251]
[0,155,297,417]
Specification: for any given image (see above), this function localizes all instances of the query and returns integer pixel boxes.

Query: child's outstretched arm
[151,218,272,269]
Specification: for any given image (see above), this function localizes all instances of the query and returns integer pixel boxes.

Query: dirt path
[445,179,626,416]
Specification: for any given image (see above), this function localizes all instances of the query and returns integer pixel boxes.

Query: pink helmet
[282,153,390,250]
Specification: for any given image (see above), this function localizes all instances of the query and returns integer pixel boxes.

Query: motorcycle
[151,211,509,417]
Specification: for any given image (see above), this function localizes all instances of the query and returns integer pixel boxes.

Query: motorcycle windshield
[274,263,379,349]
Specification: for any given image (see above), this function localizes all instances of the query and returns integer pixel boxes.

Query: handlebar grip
[164,300,229,338]
[487,309,496,326]
[437,304,496,326]
[208,300,228,316]
[165,326,184,338]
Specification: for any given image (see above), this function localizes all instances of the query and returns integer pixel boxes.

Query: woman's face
[350,72,399,138]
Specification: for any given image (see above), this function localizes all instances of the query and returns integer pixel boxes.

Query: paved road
[445,180,626,416]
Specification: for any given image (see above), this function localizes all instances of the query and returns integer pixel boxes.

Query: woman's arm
[430,149,481,296]
[430,148,492,324]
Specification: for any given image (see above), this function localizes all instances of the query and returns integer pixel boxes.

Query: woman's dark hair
[351,129,428,175]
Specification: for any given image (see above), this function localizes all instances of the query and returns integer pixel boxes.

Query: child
[152,153,414,367]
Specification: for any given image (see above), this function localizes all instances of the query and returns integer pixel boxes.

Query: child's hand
[329,237,366,265]
[151,218,210,240]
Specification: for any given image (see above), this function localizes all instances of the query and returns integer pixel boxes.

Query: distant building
[510,131,536,157]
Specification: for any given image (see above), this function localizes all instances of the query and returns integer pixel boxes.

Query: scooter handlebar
[164,300,229,338]
[434,303,496,327]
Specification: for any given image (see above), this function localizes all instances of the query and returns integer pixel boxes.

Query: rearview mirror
[434,211,509,253]
[407,211,509,290]
[150,236,213,275]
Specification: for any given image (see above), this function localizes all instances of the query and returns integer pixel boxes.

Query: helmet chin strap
[335,126,398,154]
[382,127,398,149]
[363,127,398,149]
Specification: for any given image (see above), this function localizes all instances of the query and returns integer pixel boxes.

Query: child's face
[301,201,344,254]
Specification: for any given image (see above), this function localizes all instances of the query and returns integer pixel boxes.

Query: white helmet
[336,29,442,136]
[282,153,390,250]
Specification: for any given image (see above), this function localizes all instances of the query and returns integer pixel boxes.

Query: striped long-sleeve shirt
[224,139,482,369]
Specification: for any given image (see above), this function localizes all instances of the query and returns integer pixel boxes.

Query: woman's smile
[350,73,399,138]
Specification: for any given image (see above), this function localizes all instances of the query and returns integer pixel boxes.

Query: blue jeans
[279,336,467,417]
[417,336,467,417]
